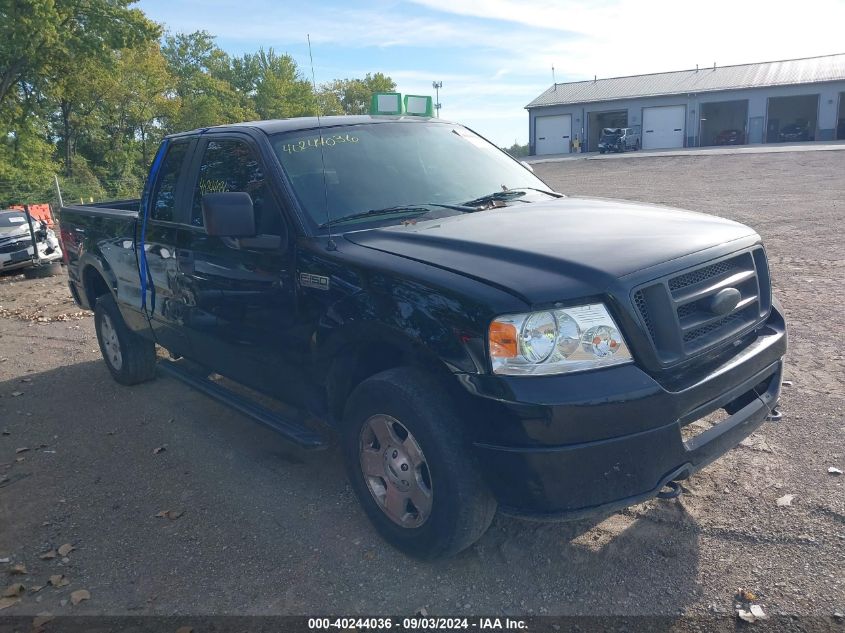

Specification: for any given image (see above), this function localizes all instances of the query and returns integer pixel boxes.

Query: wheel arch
[319,322,465,424]
[80,257,116,309]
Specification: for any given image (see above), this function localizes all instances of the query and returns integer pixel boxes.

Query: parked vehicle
[713,129,745,145]
[0,209,62,276]
[598,127,641,153]
[778,123,811,142]
[59,116,787,559]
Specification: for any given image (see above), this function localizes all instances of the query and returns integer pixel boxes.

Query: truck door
[140,138,195,358]
[174,134,306,405]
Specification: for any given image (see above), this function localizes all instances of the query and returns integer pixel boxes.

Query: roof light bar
[370,93,403,115]
[404,95,434,117]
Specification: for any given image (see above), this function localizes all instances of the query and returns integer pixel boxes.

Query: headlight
[488,303,632,375]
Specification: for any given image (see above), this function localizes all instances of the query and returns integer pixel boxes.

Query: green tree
[503,141,529,158]
[321,73,396,115]
[251,49,315,119]
[162,31,255,131]
[316,88,344,116]
[0,0,159,110]
[0,115,57,206]
[0,4,400,206]
[111,44,178,166]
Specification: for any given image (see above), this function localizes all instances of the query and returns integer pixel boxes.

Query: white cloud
[410,0,845,80]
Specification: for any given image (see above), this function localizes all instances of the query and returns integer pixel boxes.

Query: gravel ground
[0,150,843,628]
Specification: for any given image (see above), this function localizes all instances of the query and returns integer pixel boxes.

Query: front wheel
[341,367,497,559]
[94,294,156,385]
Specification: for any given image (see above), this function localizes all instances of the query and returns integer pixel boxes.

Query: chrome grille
[632,248,771,365]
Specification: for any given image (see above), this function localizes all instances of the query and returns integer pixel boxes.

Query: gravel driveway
[1,150,843,628]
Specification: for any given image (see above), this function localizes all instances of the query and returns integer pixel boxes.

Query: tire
[341,367,497,559]
[599,149,605,154]
[94,294,156,385]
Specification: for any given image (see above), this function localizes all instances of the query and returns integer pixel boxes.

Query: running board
[158,361,327,450]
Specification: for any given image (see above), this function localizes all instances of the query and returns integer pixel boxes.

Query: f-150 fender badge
[299,272,330,290]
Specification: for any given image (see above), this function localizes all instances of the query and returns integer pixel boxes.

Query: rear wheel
[341,367,497,559]
[94,294,156,385]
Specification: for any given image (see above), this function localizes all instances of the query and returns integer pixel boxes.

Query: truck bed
[59,198,140,220]
[59,199,141,312]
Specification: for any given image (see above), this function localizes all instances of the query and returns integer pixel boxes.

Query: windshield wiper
[515,187,564,198]
[461,187,562,208]
[319,202,472,229]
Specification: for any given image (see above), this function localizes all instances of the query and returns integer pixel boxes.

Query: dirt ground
[0,150,843,628]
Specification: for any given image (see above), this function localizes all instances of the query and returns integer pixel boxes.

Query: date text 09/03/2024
[307,617,528,630]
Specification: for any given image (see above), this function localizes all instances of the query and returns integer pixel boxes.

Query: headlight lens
[489,303,632,375]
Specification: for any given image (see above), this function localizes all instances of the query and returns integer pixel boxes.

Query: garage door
[642,106,685,149]
[535,115,571,155]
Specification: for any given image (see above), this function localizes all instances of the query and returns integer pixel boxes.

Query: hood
[0,224,30,240]
[343,197,758,304]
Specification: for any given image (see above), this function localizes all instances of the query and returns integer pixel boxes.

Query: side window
[191,139,282,235]
[150,142,190,222]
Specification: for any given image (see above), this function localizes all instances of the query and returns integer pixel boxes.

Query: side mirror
[202,192,255,237]
[520,160,534,173]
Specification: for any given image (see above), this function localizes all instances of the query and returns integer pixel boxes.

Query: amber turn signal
[489,321,518,358]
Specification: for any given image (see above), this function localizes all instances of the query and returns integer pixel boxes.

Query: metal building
[526,53,845,155]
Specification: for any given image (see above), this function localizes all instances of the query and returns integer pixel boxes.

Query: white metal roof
[526,53,845,108]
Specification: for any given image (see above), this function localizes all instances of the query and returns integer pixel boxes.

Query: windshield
[0,211,29,230]
[271,121,551,229]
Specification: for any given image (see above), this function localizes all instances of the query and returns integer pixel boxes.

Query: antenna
[307,34,336,251]
[552,64,556,89]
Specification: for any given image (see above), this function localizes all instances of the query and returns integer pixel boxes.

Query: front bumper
[462,304,787,518]
[0,251,62,272]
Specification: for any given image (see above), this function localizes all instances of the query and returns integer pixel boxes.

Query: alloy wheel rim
[359,414,433,528]
[100,313,123,370]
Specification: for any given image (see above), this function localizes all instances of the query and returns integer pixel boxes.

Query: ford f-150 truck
[59,116,787,559]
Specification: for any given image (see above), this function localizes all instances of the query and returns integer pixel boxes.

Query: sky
[138,0,845,146]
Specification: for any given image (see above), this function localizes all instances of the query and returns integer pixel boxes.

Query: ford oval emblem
[709,288,741,315]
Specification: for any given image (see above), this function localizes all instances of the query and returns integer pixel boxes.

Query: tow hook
[765,408,782,422]
[657,480,683,500]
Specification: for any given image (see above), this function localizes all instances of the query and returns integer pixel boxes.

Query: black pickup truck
[59,116,787,558]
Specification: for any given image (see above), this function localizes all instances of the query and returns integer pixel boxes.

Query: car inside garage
[641,105,686,149]
[766,94,819,142]
[700,100,748,146]
[535,114,572,154]
[587,110,627,152]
